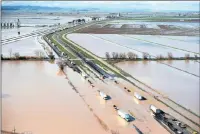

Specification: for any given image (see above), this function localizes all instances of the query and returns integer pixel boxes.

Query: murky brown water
[116,61,200,116]
[2,61,171,134]
[2,61,107,134]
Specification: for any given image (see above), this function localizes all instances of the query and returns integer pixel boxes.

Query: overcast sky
[2,1,199,11]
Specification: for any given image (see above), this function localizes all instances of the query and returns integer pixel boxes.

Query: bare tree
[167,52,173,59]
[112,52,116,59]
[194,54,198,60]
[134,54,138,59]
[143,52,149,60]
[185,53,190,60]
[127,52,134,59]
[115,52,119,59]
[119,53,124,59]
[34,50,45,58]
[81,19,86,23]
[157,54,164,60]
[122,53,127,59]
[9,48,12,58]
[112,52,119,59]
[105,52,110,59]
[13,52,20,59]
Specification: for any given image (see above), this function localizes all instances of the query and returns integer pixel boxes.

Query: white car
[134,92,143,100]
[117,110,131,122]
[98,90,109,100]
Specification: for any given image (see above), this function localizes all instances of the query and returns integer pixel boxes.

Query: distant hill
[2,5,62,11]
[2,5,196,13]
[2,5,100,12]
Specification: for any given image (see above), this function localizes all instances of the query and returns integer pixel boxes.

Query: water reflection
[56,69,65,76]
[166,60,173,65]
[48,60,55,64]
[133,98,140,105]
[116,61,200,115]
[185,59,189,64]
[142,60,148,66]
[116,116,129,127]
[2,61,107,134]
[97,96,106,105]
[36,60,44,70]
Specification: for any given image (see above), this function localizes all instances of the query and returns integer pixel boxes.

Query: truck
[98,90,109,100]
[117,110,131,122]
[149,105,164,115]
[134,92,143,100]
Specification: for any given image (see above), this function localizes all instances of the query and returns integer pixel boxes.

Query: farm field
[125,35,199,54]
[67,33,198,58]
[2,37,47,57]
[115,60,200,116]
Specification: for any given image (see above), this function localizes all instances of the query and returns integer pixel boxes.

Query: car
[98,90,109,100]
[118,110,131,122]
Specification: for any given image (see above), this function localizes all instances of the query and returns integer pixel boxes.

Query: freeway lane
[46,21,171,134]
[46,19,200,133]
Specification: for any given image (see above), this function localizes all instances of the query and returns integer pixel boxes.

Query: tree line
[68,19,86,24]
[105,52,199,60]
[1,49,47,60]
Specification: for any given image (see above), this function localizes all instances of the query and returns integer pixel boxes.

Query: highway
[44,20,200,134]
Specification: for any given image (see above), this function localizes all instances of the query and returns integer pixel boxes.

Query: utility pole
[17,19,21,28]
[17,19,21,35]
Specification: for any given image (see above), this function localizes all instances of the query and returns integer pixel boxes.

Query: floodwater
[2,61,171,134]
[67,33,199,76]
[109,20,200,28]
[2,37,47,57]
[116,61,200,116]
[126,35,200,54]
[92,34,192,58]
[67,33,142,58]
[161,60,200,76]
[67,33,198,58]
[2,15,91,27]
[1,27,43,40]
[2,61,108,134]
[2,14,92,40]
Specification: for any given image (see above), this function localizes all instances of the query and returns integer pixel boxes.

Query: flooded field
[67,33,197,58]
[108,20,199,28]
[2,61,172,134]
[115,60,200,116]
[126,35,199,54]
[92,34,192,57]
[76,20,199,36]
[2,15,91,27]
[1,27,44,40]
[2,37,47,57]
[67,33,142,58]
[2,61,108,134]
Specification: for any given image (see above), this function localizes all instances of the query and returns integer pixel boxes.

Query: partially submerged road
[44,20,200,133]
